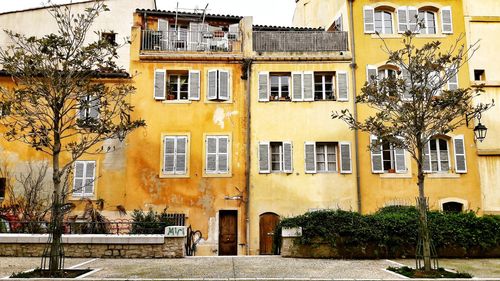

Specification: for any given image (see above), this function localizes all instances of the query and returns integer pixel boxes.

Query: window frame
[314,73,335,101]
[161,134,190,177]
[269,74,291,100]
[428,138,450,173]
[374,9,394,34]
[418,10,437,34]
[72,160,96,197]
[204,134,231,176]
[168,73,189,101]
[315,142,338,173]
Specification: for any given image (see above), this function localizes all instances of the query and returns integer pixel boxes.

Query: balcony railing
[141,30,241,52]
[253,31,348,52]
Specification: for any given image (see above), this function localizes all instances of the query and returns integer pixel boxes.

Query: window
[442,201,463,213]
[270,74,290,100]
[378,68,397,79]
[370,135,406,173]
[474,69,485,81]
[154,69,200,101]
[314,73,335,100]
[169,25,188,49]
[168,74,189,100]
[423,136,467,173]
[305,141,352,174]
[207,70,230,101]
[0,178,6,199]
[163,135,188,176]
[258,141,293,173]
[418,10,437,34]
[73,161,96,197]
[397,6,419,33]
[78,95,99,121]
[375,10,393,34]
[205,135,230,174]
[101,32,116,45]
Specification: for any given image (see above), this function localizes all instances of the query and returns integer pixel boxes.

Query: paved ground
[1,256,499,280]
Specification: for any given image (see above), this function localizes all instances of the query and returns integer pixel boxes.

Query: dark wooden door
[219,210,238,256]
[259,212,280,255]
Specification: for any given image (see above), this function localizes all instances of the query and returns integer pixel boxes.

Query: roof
[252,25,324,31]
[0,69,130,79]
[0,0,96,16]
[136,9,242,22]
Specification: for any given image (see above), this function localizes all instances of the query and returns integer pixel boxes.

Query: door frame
[218,209,239,256]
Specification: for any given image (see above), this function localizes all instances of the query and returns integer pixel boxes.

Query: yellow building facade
[294,0,484,214]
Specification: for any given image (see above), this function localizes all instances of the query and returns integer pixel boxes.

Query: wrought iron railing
[253,31,348,52]
[141,30,241,52]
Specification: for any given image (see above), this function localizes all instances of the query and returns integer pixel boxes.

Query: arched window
[378,66,398,79]
[442,201,464,213]
[374,9,393,34]
[418,9,437,34]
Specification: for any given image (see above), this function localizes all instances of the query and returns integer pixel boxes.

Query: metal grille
[253,31,348,52]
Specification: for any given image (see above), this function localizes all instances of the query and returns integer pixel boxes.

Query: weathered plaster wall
[293,0,347,31]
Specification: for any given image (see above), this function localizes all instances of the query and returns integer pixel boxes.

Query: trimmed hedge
[276,206,500,258]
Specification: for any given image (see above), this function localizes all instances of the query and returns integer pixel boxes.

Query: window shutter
[258,142,270,174]
[366,65,378,83]
[394,138,406,173]
[453,135,467,173]
[258,72,269,102]
[291,72,303,101]
[158,19,169,50]
[218,136,229,173]
[303,72,314,101]
[370,135,384,173]
[229,23,239,40]
[206,136,217,173]
[339,142,352,174]
[207,70,218,100]
[73,161,85,195]
[84,161,95,195]
[336,71,349,101]
[218,70,230,101]
[154,69,166,100]
[163,137,175,174]
[447,68,458,91]
[304,142,316,174]
[78,98,87,120]
[188,70,200,100]
[397,7,408,33]
[408,7,419,33]
[175,137,187,174]
[283,141,293,173]
[89,96,99,119]
[429,71,441,96]
[401,67,412,100]
[423,141,431,172]
[189,22,200,50]
[441,7,453,34]
[363,6,375,33]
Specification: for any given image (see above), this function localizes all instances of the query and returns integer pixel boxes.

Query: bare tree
[333,31,492,271]
[0,0,145,276]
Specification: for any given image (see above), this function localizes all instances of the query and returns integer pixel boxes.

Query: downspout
[348,0,362,213]
[244,59,253,255]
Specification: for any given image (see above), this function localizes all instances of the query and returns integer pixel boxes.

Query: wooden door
[219,210,238,256]
[259,212,280,255]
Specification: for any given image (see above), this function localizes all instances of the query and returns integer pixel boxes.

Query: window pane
[281,76,289,98]
[384,11,393,34]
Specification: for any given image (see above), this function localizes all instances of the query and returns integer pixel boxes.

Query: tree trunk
[417,146,432,271]
[48,140,63,275]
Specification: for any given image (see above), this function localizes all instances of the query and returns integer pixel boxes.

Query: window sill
[204,100,233,104]
[159,174,190,179]
[370,33,401,39]
[162,100,192,104]
[203,172,232,178]
[379,173,412,179]
[370,34,448,39]
[427,173,460,179]
[69,195,96,201]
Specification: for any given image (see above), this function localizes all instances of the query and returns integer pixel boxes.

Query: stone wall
[0,234,185,258]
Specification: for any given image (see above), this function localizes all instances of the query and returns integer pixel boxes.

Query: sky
[0,0,296,26]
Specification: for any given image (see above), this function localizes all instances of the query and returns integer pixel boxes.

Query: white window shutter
[206,136,217,173]
[189,22,201,50]
[229,23,239,40]
[370,135,384,173]
[397,7,409,33]
[303,71,314,101]
[218,70,230,101]
[84,161,95,195]
[304,142,317,174]
[429,71,441,96]
[401,67,412,100]
[363,6,375,33]
[258,72,269,102]
[447,68,458,91]
[291,72,303,101]
[408,7,419,33]
[154,69,166,100]
[283,141,293,173]
[441,7,453,34]
[158,19,169,33]
[366,65,378,83]
[423,141,431,172]
[258,142,270,173]
[207,70,218,100]
[163,137,176,174]
[175,137,187,174]
[336,71,349,101]
[73,161,85,195]
[339,142,352,174]
[188,70,200,100]
[89,96,99,119]
[453,135,467,173]
[218,136,229,173]
[394,137,406,173]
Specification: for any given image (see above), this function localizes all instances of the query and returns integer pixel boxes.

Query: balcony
[253,31,348,52]
[141,30,241,52]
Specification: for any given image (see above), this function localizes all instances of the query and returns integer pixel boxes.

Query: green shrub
[130,208,175,234]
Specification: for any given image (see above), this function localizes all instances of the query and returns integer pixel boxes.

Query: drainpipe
[244,59,253,255]
[348,0,362,213]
